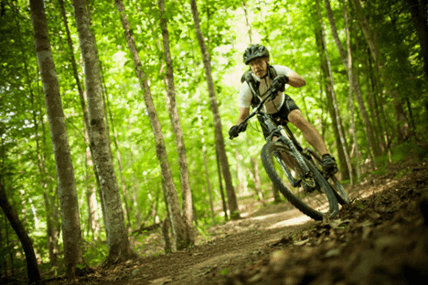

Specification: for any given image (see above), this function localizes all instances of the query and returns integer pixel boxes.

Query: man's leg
[288,109,328,155]
[288,109,337,176]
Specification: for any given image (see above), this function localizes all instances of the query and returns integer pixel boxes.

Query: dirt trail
[44,162,428,285]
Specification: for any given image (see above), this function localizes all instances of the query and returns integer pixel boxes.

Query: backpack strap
[241,65,278,108]
[268,64,277,80]
[241,70,261,107]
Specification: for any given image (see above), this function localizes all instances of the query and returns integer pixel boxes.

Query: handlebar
[229,87,277,140]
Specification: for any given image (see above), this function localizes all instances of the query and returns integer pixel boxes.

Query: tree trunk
[216,148,229,221]
[313,10,350,181]
[13,1,61,264]
[115,0,190,250]
[352,0,409,145]
[342,0,361,181]
[72,0,134,261]
[30,0,84,277]
[324,0,380,167]
[0,182,40,283]
[158,0,195,242]
[197,103,216,224]
[406,0,428,81]
[104,88,132,231]
[190,0,240,219]
[316,0,354,184]
[250,157,264,203]
[241,0,253,44]
[58,0,104,239]
[272,183,281,203]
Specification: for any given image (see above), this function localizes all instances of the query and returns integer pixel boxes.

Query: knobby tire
[308,151,350,205]
[261,141,339,220]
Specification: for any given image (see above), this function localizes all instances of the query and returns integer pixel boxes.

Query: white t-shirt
[238,65,292,114]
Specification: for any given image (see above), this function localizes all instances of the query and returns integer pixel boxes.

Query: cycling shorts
[257,94,300,139]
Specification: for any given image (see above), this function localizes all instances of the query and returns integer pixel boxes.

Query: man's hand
[229,123,247,139]
[229,125,240,139]
[271,75,289,92]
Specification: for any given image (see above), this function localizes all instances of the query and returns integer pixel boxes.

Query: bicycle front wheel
[261,141,338,220]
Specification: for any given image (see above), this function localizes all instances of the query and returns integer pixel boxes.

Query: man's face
[249,57,268,78]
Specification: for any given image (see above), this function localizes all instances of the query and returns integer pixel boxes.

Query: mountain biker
[228,44,338,177]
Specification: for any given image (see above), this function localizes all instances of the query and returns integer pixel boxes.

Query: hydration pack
[240,64,277,107]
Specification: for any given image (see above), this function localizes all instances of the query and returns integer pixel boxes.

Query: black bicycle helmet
[243,44,270,65]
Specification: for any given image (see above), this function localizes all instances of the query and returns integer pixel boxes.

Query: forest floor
[27,159,428,284]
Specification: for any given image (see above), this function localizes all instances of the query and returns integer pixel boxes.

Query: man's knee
[288,109,311,130]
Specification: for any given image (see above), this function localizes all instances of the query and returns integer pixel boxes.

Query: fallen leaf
[149,276,173,285]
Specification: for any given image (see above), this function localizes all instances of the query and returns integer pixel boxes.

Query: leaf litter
[45,162,428,285]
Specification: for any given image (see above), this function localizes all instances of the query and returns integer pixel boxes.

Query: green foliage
[220,267,229,275]
[83,242,109,267]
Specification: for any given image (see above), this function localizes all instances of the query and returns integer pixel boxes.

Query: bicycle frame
[235,88,315,189]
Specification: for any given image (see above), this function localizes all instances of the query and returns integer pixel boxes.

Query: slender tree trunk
[216,148,229,221]
[5,215,14,277]
[72,0,134,261]
[0,216,5,278]
[406,0,428,81]
[58,0,104,238]
[105,91,132,230]
[352,0,409,144]
[406,0,428,120]
[241,0,253,44]
[115,0,190,250]
[158,0,194,242]
[30,0,84,277]
[250,157,264,203]
[316,0,354,184]
[235,151,243,195]
[13,1,61,263]
[197,103,216,224]
[0,182,40,283]
[313,13,350,180]
[190,0,240,219]
[273,183,281,203]
[342,0,361,181]
[324,0,380,167]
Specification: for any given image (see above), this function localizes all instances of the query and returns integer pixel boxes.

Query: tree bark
[30,0,84,277]
[241,0,253,44]
[324,0,380,168]
[351,0,409,145]
[115,0,190,250]
[158,0,195,242]
[216,147,229,221]
[313,9,350,181]
[250,157,264,203]
[342,0,361,181]
[406,0,428,81]
[0,181,40,283]
[197,103,216,224]
[58,0,102,241]
[190,0,240,219]
[316,0,354,184]
[72,0,134,261]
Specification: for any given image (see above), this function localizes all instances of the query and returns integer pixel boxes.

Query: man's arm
[236,107,250,125]
[287,70,306,88]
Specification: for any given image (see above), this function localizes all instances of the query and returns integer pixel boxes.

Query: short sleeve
[238,81,253,109]
[272,65,292,77]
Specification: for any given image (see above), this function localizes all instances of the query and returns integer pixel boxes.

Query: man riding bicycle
[228,44,338,177]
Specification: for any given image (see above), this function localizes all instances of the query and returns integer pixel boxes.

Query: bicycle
[230,87,350,221]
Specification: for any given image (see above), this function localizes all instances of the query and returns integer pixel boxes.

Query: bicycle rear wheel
[261,141,338,220]
[306,150,350,205]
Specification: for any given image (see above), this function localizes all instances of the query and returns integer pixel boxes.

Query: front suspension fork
[272,126,312,187]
